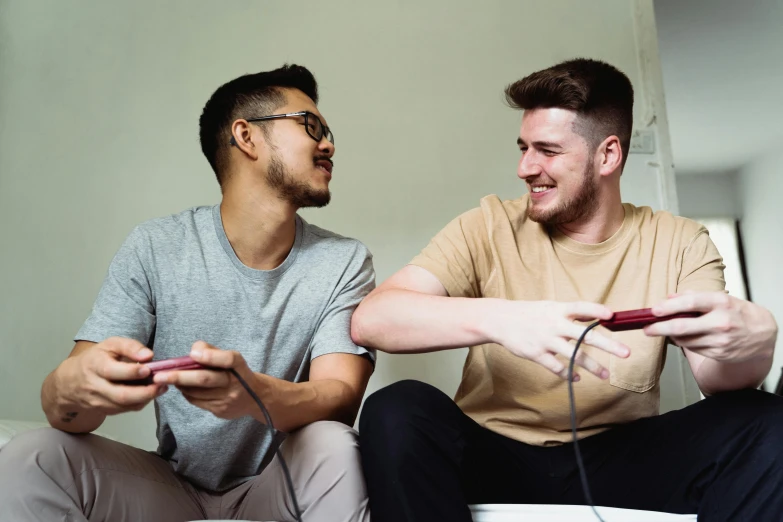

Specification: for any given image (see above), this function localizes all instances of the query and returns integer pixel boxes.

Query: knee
[707,389,783,440]
[707,388,783,418]
[0,428,81,473]
[283,421,367,503]
[283,422,369,520]
[359,380,454,462]
[359,380,445,436]
[286,421,361,472]
[1,427,75,458]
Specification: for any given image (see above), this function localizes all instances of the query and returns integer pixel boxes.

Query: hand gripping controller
[599,308,701,332]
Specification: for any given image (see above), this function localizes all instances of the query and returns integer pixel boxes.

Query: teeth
[532,186,553,193]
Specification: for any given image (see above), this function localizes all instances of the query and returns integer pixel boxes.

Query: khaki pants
[0,421,369,522]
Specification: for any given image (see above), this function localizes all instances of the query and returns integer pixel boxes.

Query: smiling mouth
[315,159,333,175]
[530,184,554,193]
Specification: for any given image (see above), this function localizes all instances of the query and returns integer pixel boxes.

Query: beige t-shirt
[410,194,725,446]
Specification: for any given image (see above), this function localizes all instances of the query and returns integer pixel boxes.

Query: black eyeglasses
[230,111,334,146]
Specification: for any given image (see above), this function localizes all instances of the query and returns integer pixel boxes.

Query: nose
[318,137,335,158]
[517,150,542,180]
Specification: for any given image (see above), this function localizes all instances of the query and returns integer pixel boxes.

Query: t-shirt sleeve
[677,226,727,294]
[409,207,491,298]
[309,242,376,363]
[75,227,157,346]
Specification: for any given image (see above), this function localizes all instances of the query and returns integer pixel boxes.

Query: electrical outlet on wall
[629,129,656,154]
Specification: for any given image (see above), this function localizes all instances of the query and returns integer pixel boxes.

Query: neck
[555,191,625,244]
[219,177,298,270]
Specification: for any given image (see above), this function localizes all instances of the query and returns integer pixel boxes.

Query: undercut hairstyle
[199,64,319,185]
[505,58,634,168]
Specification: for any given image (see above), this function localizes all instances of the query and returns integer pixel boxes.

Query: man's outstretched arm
[351,265,629,381]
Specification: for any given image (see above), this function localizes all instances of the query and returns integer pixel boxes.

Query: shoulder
[481,193,531,225]
[436,194,529,229]
[122,206,214,256]
[630,204,707,243]
[132,205,212,239]
[300,218,372,265]
[455,193,541,241]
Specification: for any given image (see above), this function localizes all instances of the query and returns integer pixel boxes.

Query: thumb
[566,301,614,321]
[102,337,153,362]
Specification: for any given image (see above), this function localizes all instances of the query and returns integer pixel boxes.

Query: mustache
[314,155,334,167]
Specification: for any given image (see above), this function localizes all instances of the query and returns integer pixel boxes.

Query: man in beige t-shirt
[353,59,780,521]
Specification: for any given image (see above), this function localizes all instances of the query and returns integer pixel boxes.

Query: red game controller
[124,355,205,385]
[599,308,702,332]
[145,355,205,374]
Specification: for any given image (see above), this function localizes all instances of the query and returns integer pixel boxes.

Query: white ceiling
[655,0,783,175]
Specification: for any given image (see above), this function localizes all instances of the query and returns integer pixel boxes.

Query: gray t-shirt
[75,204,376,491]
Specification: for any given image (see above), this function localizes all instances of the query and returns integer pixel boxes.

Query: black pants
[359,380,783,521]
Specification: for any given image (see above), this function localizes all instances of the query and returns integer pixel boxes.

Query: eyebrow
[516,138,563,150]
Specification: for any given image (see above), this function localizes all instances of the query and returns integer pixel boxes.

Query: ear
[229,120,261,161]
[597,135,623,177]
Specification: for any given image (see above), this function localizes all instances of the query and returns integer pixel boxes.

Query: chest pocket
[609,329,666,393]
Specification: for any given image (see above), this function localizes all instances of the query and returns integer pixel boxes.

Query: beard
[266,151,331,209]
[528,162,599,225]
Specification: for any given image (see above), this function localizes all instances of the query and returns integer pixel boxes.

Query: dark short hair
[199,64,318,185]
[505,58,634,167]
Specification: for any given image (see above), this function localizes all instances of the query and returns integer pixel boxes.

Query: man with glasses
[0,65,373,522]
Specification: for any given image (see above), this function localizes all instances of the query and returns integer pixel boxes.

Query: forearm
[351,289,498,353]
[41,367,106,433]
[250,373,361,433]
[694,350,774,395]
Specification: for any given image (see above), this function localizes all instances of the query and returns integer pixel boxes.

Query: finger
[95,357,151,382]
[562,323,630,358]
[101,337,154,362]
[549,339,608,379]
[669,333,724,352]
[154,368,231,388]
[176,385,226,400]
[656,290,695,309]
[177,386,214,401]
[179,393,210,409]
[179,395,223,416]
[190,342,245,371]
[534,353,580,382]
[564,302,614,322]
[95,380,166,410]
[644,315,711,338]
[651,292,729,317]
